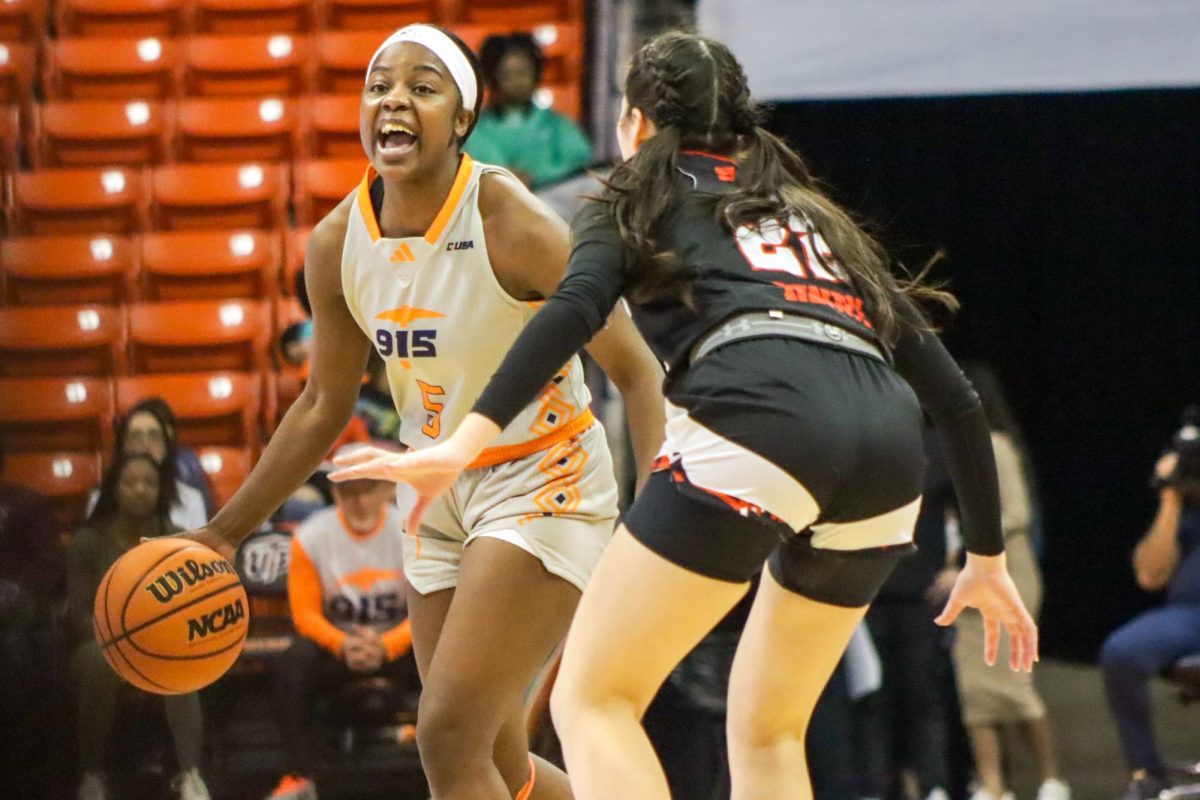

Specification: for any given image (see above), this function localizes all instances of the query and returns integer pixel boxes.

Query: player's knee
[726,702,812,752]
[415,691,487,769]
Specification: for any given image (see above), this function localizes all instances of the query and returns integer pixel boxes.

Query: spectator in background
[466,32,594,189]
[68,453,210,800]
[1100,408,1200,800]
[89,399,210,530]
[936,364,1068,800]
[264,445,418,800]
[356,351,401,441]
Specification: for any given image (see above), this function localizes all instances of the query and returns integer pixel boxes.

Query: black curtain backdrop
[767,89,1200,661]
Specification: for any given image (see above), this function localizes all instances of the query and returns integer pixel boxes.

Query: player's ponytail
[603,31,955,344]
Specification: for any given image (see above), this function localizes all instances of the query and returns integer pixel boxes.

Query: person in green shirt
[466,32,594,189]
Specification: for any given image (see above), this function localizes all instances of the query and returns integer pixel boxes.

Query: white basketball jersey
[341,155,594,466]
[293,504,407,633]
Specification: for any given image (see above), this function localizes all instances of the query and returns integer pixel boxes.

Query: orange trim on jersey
[424,153,474,245]
[681,149,738,164]
[336,506,388,541]
[288,537,349,657]
[356,153,473,245]
[467,408,595,470]
[356,169,382,242]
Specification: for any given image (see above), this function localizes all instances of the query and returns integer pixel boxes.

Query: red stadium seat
[33,99,171,167]
[46,36,180,100]
[314,31,379,94]
[283,227,312,297]
[176,97,299,163]
[117,372,261,449]
[0,42,36,110]
[0,377,115,453]
[304,93,362,158]
[0,105,19,171]
[184,34,310,98]
[128,299,270,374]
[320,0,442,31]
[194,446,251,508]
[294,158,364,226]
[0,305,127,378]
[450,0,579,24]
[57,0,186,38]
[1,452,102,531]
[140,230,280,300]
[1,235,138,306]
[0,0,43,41]
[151,162,287,230]
[455,21,582,83]
[13,167,147,235]
[193,0,312,34]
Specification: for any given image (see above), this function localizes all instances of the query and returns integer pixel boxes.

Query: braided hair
[604,31,954,344]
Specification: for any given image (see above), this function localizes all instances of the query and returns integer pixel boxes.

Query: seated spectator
[265,445,418,800]
[466,32,593,189]
[1100,410,1200,800]
[88,399,209,530]
[68,452,210,800]
[936,365,1068,800]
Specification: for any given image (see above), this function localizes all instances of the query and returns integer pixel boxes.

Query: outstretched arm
[183,200,372,558]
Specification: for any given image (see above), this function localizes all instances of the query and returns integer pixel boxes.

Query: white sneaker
[970,790,1016,800]
[1038,779,1072,800]
[78,773,107,800]
[928,788,953,800]
[175,768,212,800]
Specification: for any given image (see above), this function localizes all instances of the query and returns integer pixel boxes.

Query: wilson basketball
[93,537,248,695]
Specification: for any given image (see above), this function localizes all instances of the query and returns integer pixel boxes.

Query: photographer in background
[1100,407,1200,800]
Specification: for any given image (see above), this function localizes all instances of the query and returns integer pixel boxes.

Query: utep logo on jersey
[372,305,444,370]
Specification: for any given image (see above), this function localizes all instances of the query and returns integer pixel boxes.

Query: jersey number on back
[735,215,848,283]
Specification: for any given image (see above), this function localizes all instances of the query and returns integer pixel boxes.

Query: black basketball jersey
[619,152,880,377]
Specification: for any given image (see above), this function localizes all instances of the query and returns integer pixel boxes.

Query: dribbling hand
[934,552,1039,672]
[148,527,236,562]
[328,443,474,534]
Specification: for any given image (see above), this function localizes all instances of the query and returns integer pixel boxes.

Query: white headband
[365,25,478,112]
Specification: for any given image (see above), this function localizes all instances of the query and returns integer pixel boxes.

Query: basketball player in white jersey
[178,24,665,800]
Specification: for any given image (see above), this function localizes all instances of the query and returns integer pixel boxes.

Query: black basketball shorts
[622,337,927,608]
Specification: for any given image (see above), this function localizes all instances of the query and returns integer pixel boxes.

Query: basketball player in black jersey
[331,31,1039,800]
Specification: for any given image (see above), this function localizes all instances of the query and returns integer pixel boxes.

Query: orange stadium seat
[194,446,251,508]
[314,30,379,94]
[294,158,364,226]
[320,0,443,31]
[455,21,582,83]
[0,105,19,171]
[1,235,137,306]
[176,97,299,163]
[151,162,287,230]
[0,0,43,41]
[0,377,115,453]
[0,305,127,378]
[140,230,280,300]
[193,0,312,34]
[46,36,180,100]
[184,34,310,98]
[57,0,186,38]
[33,99,172,167]
[304,93,362,158]
[128,299,270,374]
[0,452,102,531]
[452,0,580,24]
[0,42,36,110]
[117,372,261,449]
[283,227,312,296]
[13,167,147,235]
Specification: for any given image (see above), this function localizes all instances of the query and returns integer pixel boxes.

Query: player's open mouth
[378,121,417,157]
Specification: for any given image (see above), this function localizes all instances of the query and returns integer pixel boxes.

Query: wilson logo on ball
[186,598,246,642]
[145,558,237,604]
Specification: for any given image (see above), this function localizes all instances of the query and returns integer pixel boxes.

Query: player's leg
[413,537,582,800]
[549,526,752,800]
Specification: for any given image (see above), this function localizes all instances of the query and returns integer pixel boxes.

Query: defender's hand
[329,444,474,534]
[934,553,1039,672]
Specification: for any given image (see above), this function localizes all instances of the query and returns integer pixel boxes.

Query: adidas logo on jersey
[446,240,474,251]
[390,243,416,262]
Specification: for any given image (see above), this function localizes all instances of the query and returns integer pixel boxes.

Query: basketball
[93,537,248,695]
